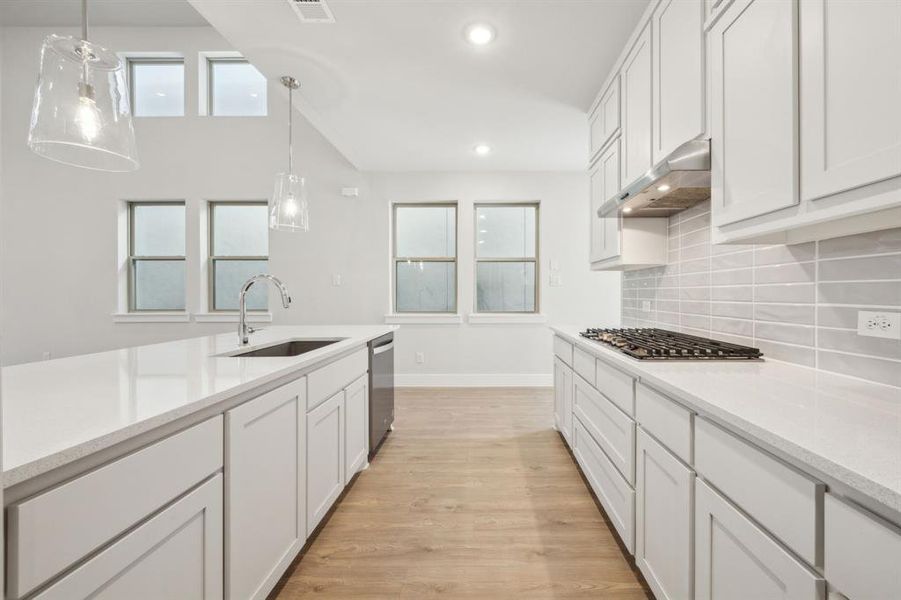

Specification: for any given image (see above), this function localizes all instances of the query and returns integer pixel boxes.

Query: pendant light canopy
[270,76,310,232]
[28,0,138,172]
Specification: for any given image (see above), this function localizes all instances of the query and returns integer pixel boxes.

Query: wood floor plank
[274,387,648,599]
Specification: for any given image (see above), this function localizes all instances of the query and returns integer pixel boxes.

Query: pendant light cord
[288,84,293,174]
[81,0,89,42]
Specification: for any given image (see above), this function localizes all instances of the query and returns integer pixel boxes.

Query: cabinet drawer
[636,383,693,464]
[573,415,635,554]
[553,335,573,366]
[7,416,223,598]
[596,358,635,415]
[825,494,901,599]
[695,418,824,567]
[307,347,367,411]
[573,374,635,484]
[572,346,596,386]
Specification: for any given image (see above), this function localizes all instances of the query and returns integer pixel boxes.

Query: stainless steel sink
[228,339,344,358]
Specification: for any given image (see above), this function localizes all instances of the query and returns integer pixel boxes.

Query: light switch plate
[857,311,900,340]
[642,300,652,312]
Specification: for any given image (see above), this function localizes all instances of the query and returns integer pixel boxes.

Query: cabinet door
[800,0,901,201]
[35,475,223,600]
[636,429,694,600]
[695,479,824,600]
[590,76,621,161]
[344,374,369,482]
[652,0,705,164]
[226,378,306,600]
[553,357,573,445]
[710,0,799,226]
[592,140,622,265]
[307,390,346,535]
[621,24,653,188]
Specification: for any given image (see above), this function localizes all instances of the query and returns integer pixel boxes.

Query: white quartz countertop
[551,325,901,519]
[2,325,395,488]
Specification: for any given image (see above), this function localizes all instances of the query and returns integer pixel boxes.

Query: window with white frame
[474,203,539,313]
[393,203,457,313]
[209,202,269,311]
[128,58,185,117]
[207,58,267,116]
[128,202,186,311]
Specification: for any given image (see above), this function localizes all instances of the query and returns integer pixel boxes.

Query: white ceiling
[0,0,208,27]
[189,0,650,172]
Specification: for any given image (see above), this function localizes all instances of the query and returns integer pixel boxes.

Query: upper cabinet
[652,0,706,164]
[589,76,621,163]
[621,24,654,189]
[590,139,623,265]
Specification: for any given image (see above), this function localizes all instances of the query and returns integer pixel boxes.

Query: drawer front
[825,494,901,599]
[307,347,368,411]
[596,358,635,415]
[573,374,636,484]
[636,383,693,464]
[573,346,596,386]
[695,418,824,567]
[553,335,574,366]
[572,415,635,554]
[7,416,223,598]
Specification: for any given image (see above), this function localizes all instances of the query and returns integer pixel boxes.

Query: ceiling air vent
[288,0,335,23]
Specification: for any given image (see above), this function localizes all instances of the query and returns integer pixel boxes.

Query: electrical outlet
[642,300,652,312]
[549,274,562,287]
[857,311,901,340]
[415,351,425,364]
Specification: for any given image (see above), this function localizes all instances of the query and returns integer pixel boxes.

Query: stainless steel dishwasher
[368,333,394,459]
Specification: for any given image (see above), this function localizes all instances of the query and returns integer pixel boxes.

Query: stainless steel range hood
[598,139,711,218]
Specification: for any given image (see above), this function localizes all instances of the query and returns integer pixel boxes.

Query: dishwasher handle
[372,341,394,355]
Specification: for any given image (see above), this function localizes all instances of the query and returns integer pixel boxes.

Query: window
[209,202,269,311]
[475,204,539,313]
[128,202,186,311]
[207,58,267,116]
[128,58,185,117]
[393,204,457,313]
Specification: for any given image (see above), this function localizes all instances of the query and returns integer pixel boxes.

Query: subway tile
[680,286,710,301]
[711,268,752,286]
[710,302,753,319]
[681,301,710,316]
[818,228,901,259]
[681,258,710,274]
[680,243,709,261]
[668,236,681,251]
[657,311,680,326]
[755,261,816,284]
[818,254,901,282]
[754,243,815,266]
[681,314,710,330]
[711,286,753,302]
[658,275,679,288]
[818,328,901,360]
[754,303,816,326]
[818,281,901,306]
[637,288,656,299]
[818,351,901,387]
[656,287,679,300]
[712,242,753,256]
[711,250,753,271]
[711,317,753,337]
[680,212,710,234]
[680,199,711,221]
[681,227,710,247]
[712,332,755,347]
[756,340,817,368]
[657,299,680,313]
[754,283,816,304]
[668,250,680,265]
[755,321,816,346]
[680,272,710,287]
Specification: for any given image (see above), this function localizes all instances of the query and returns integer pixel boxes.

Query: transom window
[128,202,186,311]
[128,58,185,117]
[474,203,539,313]
[393,203,457,313]
[209,202,269,311]
[207,58,267,116]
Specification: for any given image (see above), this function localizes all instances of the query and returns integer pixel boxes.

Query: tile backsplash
[622,200,901,387]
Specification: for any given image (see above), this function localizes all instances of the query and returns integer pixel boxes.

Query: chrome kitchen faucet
[238,274,291,345]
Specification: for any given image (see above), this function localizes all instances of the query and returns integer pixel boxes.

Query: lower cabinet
[307,390,346,535]
[344,374,369,483]
[695,479,824,600]
[35,474,223,600]
[636,429,694,600]
[553,357,574,445]
[226,378,307,600]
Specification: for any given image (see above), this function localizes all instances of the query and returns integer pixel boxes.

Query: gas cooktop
[580,328,763,361]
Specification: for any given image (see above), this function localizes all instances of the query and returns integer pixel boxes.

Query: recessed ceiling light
[465,23,496,46]
[622,207,633,213]
[657,184,671,192]
[474,144,492,156]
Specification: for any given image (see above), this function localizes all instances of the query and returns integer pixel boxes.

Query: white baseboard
[395,373,553,387]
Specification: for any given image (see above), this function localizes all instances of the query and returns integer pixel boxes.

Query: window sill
[112,312,191,323]
[468,313,547,325]
[194,312,273,323]
[384,313,463,325]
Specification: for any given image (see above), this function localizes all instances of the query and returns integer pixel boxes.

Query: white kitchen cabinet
[226,378,306,600]
[800,0,901,202]
[553,357,573,445]
[344,374,369,482]
[621,24,653,189]
[589,76,621,162]
[590,139,622,265]
[307,390,346,535]
[573,373,635,484]
[636,429,694,600]
[652,0,705,164]
[35,475,223,600]
[695,479,824,600]
[710,0,798,227]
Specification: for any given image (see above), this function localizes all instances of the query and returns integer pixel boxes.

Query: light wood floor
[274,388,649,599]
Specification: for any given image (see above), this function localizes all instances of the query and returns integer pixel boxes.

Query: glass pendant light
[270,76,310,232]
[28,0,138,172]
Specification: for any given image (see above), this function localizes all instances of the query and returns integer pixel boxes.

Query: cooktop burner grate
[579,328,763,361]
